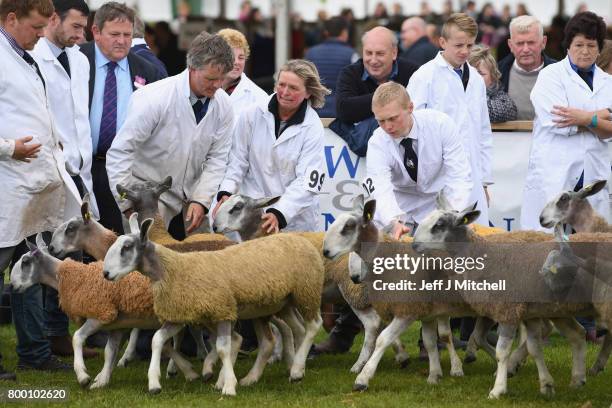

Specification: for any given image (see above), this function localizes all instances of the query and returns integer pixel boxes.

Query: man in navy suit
[80,2,164,235]
[131,14,167,78]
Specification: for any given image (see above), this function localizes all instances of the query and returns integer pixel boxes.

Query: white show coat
[219,95,325,232]
[0,36,81,247]
[32,39,99,218]
[106,70,233,227]
[367,109,473,227]
[407,52,492,225]
[229,73,268,114]
[521,57,612,230]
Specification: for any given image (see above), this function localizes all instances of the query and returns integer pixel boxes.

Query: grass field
[0,323,610,408]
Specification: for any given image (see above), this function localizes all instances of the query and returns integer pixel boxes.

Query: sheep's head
[212,195,280,238]
[322,194,377,260]
[49,199,94,257]
[539,180,607,229]
[412,192,479,253]
[10,234,56,293]
[103,216,153,282]
[116,176,172,221]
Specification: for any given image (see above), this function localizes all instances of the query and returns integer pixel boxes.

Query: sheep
[212,194,411,373]
[410,194,612,398]
[9,234,199,389]
[102,218,325,396]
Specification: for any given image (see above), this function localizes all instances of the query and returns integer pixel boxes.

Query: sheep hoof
[464,353,477,364]
[588,366,602,376]
[221,387,236,397]
[569,378,586,388]
[398,358,410,369]
[450,369,464,377]
[78,377,91,388]
[427,372,442,384]
[540,383,555,398]
[350,362,365,374]
[166,370,178,379]
[488,389,504,399]
[289,375,303,383]
[239,376,257,386]
[353,383,368,392]
[202,372,214,383]
[149,387,162,395]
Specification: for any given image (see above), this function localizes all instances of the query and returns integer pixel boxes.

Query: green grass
[0,324,610,407]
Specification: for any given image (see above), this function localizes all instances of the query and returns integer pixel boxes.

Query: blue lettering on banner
[324,146,360,179]
[322,213,336,230]
[503,218,515,231]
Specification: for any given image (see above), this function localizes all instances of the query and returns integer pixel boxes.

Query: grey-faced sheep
[10,235,199,389]
[102,218,325,396]
[212,194,411,373]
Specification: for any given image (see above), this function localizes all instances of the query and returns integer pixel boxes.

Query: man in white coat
[368,82,472,238]
[106,32,234,238]
[30,0,99,359]
[0,0,81,373]
[407,13,492,226]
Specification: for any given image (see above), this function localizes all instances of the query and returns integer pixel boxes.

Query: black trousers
[91,158,124,235]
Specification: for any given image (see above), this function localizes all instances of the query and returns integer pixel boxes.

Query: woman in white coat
[218,28,268,112]
[521,12,612,231]
[214,59,330,233]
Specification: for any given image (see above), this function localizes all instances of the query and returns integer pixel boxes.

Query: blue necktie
[192,98,210,124]
[453,68,462,78]
[577,69,593,91]
[97,61,118,155]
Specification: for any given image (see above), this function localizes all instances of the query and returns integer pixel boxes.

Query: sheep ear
[140,218,153,244]
[577,180,607,199]
[352,194,365,212]
[128,212,140,234]
[81,200,91,224]
[252,196,281,209]
[35,233,47,251]
[436,191,452,210]
[155,176,173,196]
[455,210,480,226]
[25,240,38,253]
[117,184,137,202]
[363,199,376,224]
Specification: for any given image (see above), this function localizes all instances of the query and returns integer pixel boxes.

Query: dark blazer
[335,57,418,124]
[131,43,169,78]
[498,52,557,92]
[400,36,439,68]
[79,41,166,108]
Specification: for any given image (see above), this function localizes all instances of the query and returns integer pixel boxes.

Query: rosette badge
[134,76,147,89]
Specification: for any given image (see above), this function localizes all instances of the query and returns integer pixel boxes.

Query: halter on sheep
[103,217,324,396]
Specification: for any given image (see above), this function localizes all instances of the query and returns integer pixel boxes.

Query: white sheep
[212,193,411,373]
[102,218,325,396]
[9,234,198,389]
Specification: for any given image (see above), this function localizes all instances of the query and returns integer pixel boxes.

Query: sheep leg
[240,318,275,386]
[550,318,586,387]
[117,328,139,368]
[488,323,517,399]
[289,314,322,382]
[161,343,198,382]
[390,338,410,368]
[90,330,123,389]
[166,329,184,378]
[283,307,306,350]
[438,317,463,377]
[524,319,555,397]
[230,330,243,365]
[422,319,443,384]
[590,332,612,375]
[268,318,288,365]
[465,317,496,363]
[215,321,238,396]
[189,326,208,359]
[270,316,294,369]
[73,318,104,387]
[350,306,382,374]
[508,319,553,376]
[201,332,218,382]
[148,322,184,394]
[354,316,414,391]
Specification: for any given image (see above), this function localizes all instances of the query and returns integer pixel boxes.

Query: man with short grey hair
[131,14,168,77]
[400,16,438,67]
[106,32,234,238]
[498,15,556,119]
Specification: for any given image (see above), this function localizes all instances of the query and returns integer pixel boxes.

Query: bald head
[362,26,399,83]
[400,17,427,49]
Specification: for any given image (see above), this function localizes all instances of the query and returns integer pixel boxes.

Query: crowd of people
[0,0,611,382]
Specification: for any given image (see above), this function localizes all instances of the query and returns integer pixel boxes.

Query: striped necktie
[97,61,118,155]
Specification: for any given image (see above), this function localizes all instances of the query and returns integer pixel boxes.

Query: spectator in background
[476,3,502,46]
[154,21,185,75]
[464,1,477,20]
[238,0,251,23]
[516,3,529,16]
[400,16,439,67]
[469,45,517,123]
[386,3,404,32]
[305,16,358,118]
[371,2,388,26]
[498,15,556,120]
[131,15,168,78]
[340,8,356,47]
[596,39,612,74]
[246,7,275,84]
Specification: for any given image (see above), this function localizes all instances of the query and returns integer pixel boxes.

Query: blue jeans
[43,287,69,338]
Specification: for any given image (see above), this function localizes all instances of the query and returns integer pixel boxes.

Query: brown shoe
[49,335,73,357]
[82,347,99,359]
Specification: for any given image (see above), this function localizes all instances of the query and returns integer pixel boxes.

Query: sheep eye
[341,220,356,234]
[228,203,243,215]
[22,257,31,265]
[559,194,569,202]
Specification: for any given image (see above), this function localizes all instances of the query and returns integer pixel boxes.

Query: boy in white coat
[407,13,492,226]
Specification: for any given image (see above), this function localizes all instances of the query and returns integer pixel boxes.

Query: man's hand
[261,212,279,234]
[212,195,230,219]
[185,202,206,234]
[391,220,411,240]
[12,136,42,162]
